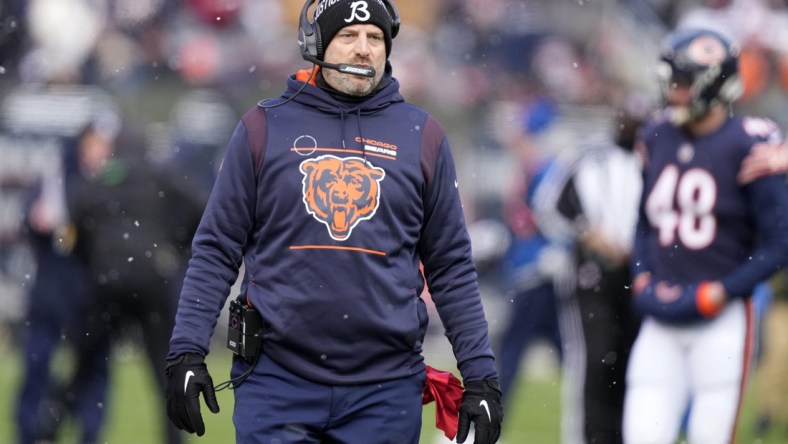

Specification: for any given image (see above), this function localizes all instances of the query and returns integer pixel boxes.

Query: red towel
[422,365,464,440]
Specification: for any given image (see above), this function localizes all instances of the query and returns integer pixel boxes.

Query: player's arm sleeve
[629,129,655,279]
[630,169,652,278]
[721,175,788,297]
[418,119,497,383]
[167,119,258,359]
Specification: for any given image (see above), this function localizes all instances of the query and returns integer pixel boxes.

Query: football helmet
[656,28,743,123]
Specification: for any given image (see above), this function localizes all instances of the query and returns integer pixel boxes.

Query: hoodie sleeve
[418,116,497,383]
[167,118,258,360]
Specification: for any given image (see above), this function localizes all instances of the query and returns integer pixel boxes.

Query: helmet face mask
[658,28,743,124]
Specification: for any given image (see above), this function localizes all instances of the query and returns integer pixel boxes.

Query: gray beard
[323,70,378,97]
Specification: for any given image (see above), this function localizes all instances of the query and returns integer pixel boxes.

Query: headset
[297,0,401,78]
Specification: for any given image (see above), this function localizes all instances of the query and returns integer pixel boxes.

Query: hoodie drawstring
[338,106,368,161]
[356,107,367,161]
[339,108,346,149]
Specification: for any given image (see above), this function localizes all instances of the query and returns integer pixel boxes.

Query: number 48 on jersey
[645,165,717,250]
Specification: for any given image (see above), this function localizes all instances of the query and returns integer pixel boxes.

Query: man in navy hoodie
[164,1,502,442]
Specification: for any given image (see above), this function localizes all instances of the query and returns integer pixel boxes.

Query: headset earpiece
[298,0,321,59]
[385,0,400,39]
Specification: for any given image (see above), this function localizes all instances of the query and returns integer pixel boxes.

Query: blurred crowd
[2,0,788,442]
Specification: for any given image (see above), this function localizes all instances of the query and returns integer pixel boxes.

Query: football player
[624,28,788,444]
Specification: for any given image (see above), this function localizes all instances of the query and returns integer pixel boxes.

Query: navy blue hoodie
[168,68,497,385]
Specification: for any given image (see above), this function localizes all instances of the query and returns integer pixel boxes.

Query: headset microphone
[300,52,376,78]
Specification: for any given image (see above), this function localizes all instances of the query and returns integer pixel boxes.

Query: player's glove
[165,353,220,436]
[457,379,503,444]
[633,280,725,324]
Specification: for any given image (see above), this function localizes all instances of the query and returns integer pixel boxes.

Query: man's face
[322,24,386,96]
[665,78,693,108]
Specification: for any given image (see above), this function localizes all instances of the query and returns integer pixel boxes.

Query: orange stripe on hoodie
[296,67,319,85]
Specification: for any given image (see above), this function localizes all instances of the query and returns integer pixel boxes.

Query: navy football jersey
[632,112,788,297]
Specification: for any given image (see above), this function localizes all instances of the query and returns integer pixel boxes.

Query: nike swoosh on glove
[457,379,503,444]
[633,280,724,324]
[165,353,220,436]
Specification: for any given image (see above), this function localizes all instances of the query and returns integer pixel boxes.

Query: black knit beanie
[314,0,393,59]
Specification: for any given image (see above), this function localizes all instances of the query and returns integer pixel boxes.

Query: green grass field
[0,338,786,443]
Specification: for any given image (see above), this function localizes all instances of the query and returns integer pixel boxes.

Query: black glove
[457,379,503,444]
[165,353,220,436]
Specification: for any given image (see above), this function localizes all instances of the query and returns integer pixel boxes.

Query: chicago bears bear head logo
[300,155,385,241]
